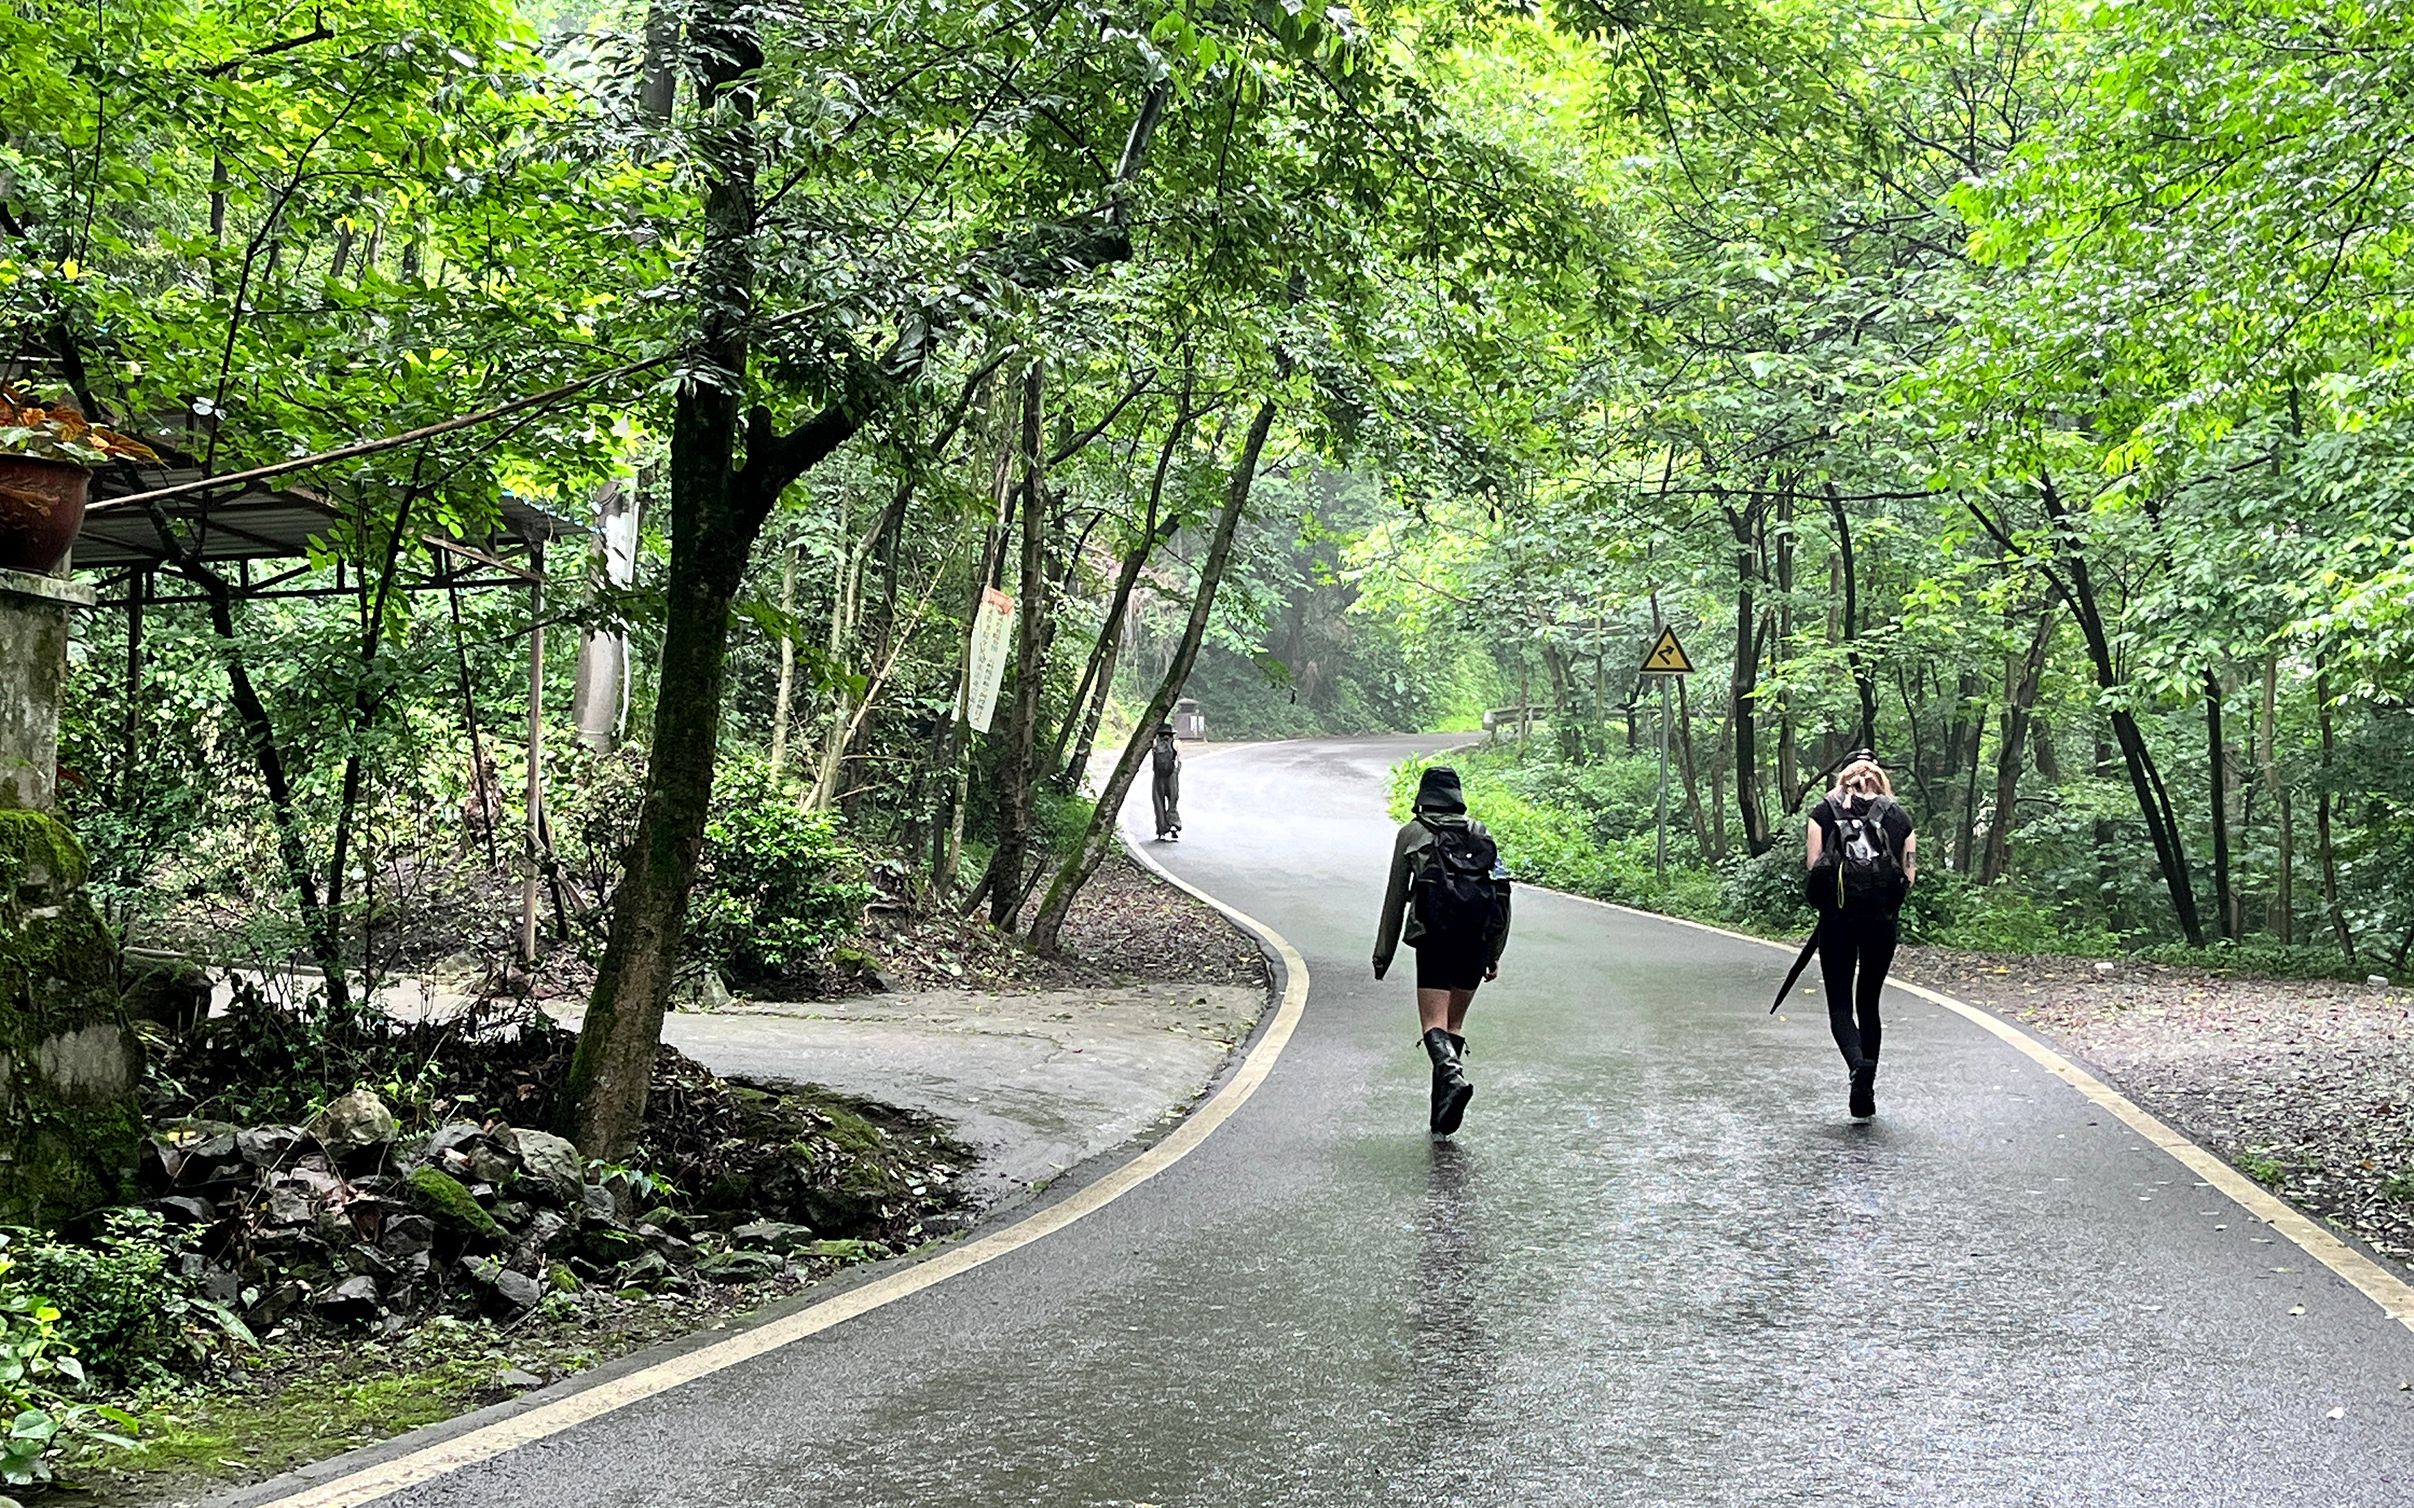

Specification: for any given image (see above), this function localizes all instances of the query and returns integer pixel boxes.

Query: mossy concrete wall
[0,810,143,1225]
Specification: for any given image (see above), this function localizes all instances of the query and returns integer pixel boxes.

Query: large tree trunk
[983,364,1049,928]
[1725,500,1770,854]
[564,57,1168,1153]
[1028,395,1277,956]
[562,2,762,1158]
[1980,605,2052,884]
[1979,480,2204,944]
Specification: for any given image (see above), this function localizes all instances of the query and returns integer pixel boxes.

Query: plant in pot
[0,388,158,575]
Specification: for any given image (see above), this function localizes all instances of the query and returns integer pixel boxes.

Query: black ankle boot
[1423,1027,1473,1136]
[1848,1061,1877,1120]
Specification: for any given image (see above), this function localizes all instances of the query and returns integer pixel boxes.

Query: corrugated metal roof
[77,468,586,571]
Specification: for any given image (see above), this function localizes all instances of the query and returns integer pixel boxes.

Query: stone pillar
[0,568,93,812]
[0,568,141,1225]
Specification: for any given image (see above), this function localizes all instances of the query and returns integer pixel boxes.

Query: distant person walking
[1374,766,1512,1136]
[1150,723,1182,841]
[1805,754,1916,1120]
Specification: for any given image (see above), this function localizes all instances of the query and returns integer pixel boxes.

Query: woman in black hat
[1374,766,1512,1135]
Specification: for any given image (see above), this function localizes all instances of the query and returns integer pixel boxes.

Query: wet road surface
[274,737,2414,1507]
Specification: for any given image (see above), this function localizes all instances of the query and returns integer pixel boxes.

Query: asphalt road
[274,736,2414,1507]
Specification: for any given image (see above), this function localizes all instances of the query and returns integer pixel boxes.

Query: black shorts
[1414,942,1488,993]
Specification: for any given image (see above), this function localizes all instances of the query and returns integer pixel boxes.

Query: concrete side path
[573,985,1263,1210]
[237,737,2414,1508]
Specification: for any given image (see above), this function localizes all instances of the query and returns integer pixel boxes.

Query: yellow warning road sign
[1638,626,1693,676]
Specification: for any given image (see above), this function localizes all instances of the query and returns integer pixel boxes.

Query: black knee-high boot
[1423,1027,1473,1136]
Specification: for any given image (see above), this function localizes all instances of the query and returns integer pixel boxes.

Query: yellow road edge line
[1544,888,2414,1337]
[257,829,1311,1508]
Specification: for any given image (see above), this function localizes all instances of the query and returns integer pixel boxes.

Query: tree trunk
[1947,671,1985,873]
[1674,672,1712,859]
[767,545,799,777]
[1029,396,1277,956]
[1825,483,1876,749]
[1545,644,1579,761]
[562,1,762,1159]
[2205,669,2235,940]
[803,535,863,811]
[1987,480,2204,944]
[202,580,349,1011]
[1956,705,1984,875]
[562,51,1168,1153]
[2316,665,2355,967]
[1708,709,1729,856]
[2259,655,2293,943]
[1052,397,1193,787]
[1774,488,1798,796]
[921,376,1020,896]
[1726,501,1770,854]
[984,363,1049,928]
[1980,605,2052,884]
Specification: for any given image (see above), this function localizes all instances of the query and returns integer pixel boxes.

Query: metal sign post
[1657,676,1671,877]
[1636,626,1695,880]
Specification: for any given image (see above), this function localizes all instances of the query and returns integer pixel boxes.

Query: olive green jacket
[1373,814,1511,978]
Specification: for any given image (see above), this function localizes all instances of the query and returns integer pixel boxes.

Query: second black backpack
[1414,819,1510,947]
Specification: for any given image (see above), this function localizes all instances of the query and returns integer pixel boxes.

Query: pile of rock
[139,1088,895,1332]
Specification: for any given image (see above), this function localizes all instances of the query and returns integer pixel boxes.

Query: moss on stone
[405,1166,503,1242]
[0,807,88,894]
[0,808,141,1226]
[814,1103,887,1158]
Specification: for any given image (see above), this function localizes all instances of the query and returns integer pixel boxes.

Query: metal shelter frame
[75,465,587,965]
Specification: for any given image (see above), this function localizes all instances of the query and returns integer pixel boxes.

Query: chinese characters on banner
[962,586,1016,732]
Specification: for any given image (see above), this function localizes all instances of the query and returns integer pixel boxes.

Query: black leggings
[1817,905,1898,1070]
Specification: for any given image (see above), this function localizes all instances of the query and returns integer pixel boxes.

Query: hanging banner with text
[963,586,1016,733]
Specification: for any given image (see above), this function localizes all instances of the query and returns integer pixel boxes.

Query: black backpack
[1152,737,1177,775]
[1827,794,1903,906]
[1414,818,1510,946]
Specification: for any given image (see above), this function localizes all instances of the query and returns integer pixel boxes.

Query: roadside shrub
[1723,836,1810,932]
[0,1233,140,1498]
[1033,788,1097,861]
[2130,939,2387,983]
[688,755,875,987]
[2,1212,249,1393]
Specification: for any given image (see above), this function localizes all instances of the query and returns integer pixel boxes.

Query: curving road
[251,737,2414,1508]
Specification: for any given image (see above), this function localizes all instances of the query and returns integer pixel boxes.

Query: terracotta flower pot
[0,455,91,575]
